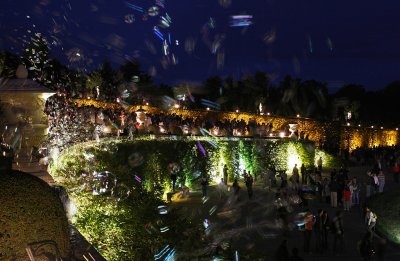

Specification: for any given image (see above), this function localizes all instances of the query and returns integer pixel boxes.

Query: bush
[0,171,70,259]
[369,190,400,244]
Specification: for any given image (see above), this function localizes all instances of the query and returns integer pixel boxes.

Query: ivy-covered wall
[49,136,329,260]
[341,126,399,152]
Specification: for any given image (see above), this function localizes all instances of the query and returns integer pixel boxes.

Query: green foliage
[0,171,70,259]
[369,190,400,244]
[315,149,341,169]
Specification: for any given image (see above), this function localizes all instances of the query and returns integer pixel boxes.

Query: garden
[48,135,338,260]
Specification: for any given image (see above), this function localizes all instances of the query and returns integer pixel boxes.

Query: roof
[0,78,55,93]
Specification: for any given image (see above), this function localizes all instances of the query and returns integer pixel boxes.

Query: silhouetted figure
[332,210,345,254]
[223,164,228,185]
[289,247,304,261]
[245,173,254,199]
[275,240,289,261]
[200,175,209,197]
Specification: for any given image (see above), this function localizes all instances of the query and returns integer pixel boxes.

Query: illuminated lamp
[347,123,350,126]
[279,132,285,138]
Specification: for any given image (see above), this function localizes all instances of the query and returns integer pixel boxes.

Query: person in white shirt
[365,207,378,232]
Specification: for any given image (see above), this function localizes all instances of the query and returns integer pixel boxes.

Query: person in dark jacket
[275,239,289,261]
[329,178,339,208]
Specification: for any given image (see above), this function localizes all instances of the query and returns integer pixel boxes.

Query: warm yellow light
[174,104,180,109]
[296,114,300,118]
[347,123,350,126]
[279,132,285,138]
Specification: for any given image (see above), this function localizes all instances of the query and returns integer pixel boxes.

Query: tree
[86,71,103,97]
[99,60,117,100]
[0,51,21,79]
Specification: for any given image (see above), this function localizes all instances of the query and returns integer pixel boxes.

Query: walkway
[170,165,400,260]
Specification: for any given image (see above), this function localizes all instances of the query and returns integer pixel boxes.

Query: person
[349,177,360,206]
[377,170,385,193]
[200,175,209,197]
[343,186,352,211]
[365,207,378,232]
[322,178,330,204]
[242,169,247,179]
[372,172,380,195]
[365,172,372,199]
[223,164,228,185]
[289,248,303,261]
[280,171,288,188]
[314,209,324,253]
[359,231,374,261]
[321,210,330,251]
[270,166,277,188]
[317,156,323,172]
[170,173,177,191]
[301,164,307,184]
[303,209,315,253]
[245,173,254,199]
[392,162,400,183]
[329,178,339,208]
[332,210,345,254]
[275,239,289,261]
[291,164,300,189]
[232,178,240,202]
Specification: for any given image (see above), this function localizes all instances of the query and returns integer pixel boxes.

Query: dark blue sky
[1,0,400,90]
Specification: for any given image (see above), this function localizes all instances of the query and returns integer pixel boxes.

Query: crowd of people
[200,148,399,260]
[43,93,313,155]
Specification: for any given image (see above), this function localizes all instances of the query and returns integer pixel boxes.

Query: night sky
[1,0,400,90]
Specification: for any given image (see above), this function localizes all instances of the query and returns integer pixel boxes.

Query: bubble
[167,162,180,174]
[111,182,131,201]
[218,0,232,8]
[217,50,225,70]
[132,75,140,82]
[158,205,168,215]
[128,152,144,167]
[66,48,84,63]
[148,66,157,77]
[106,34,126,49]
[263,29,276,44]
[124,14,135,24]
[148,6,160,17]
